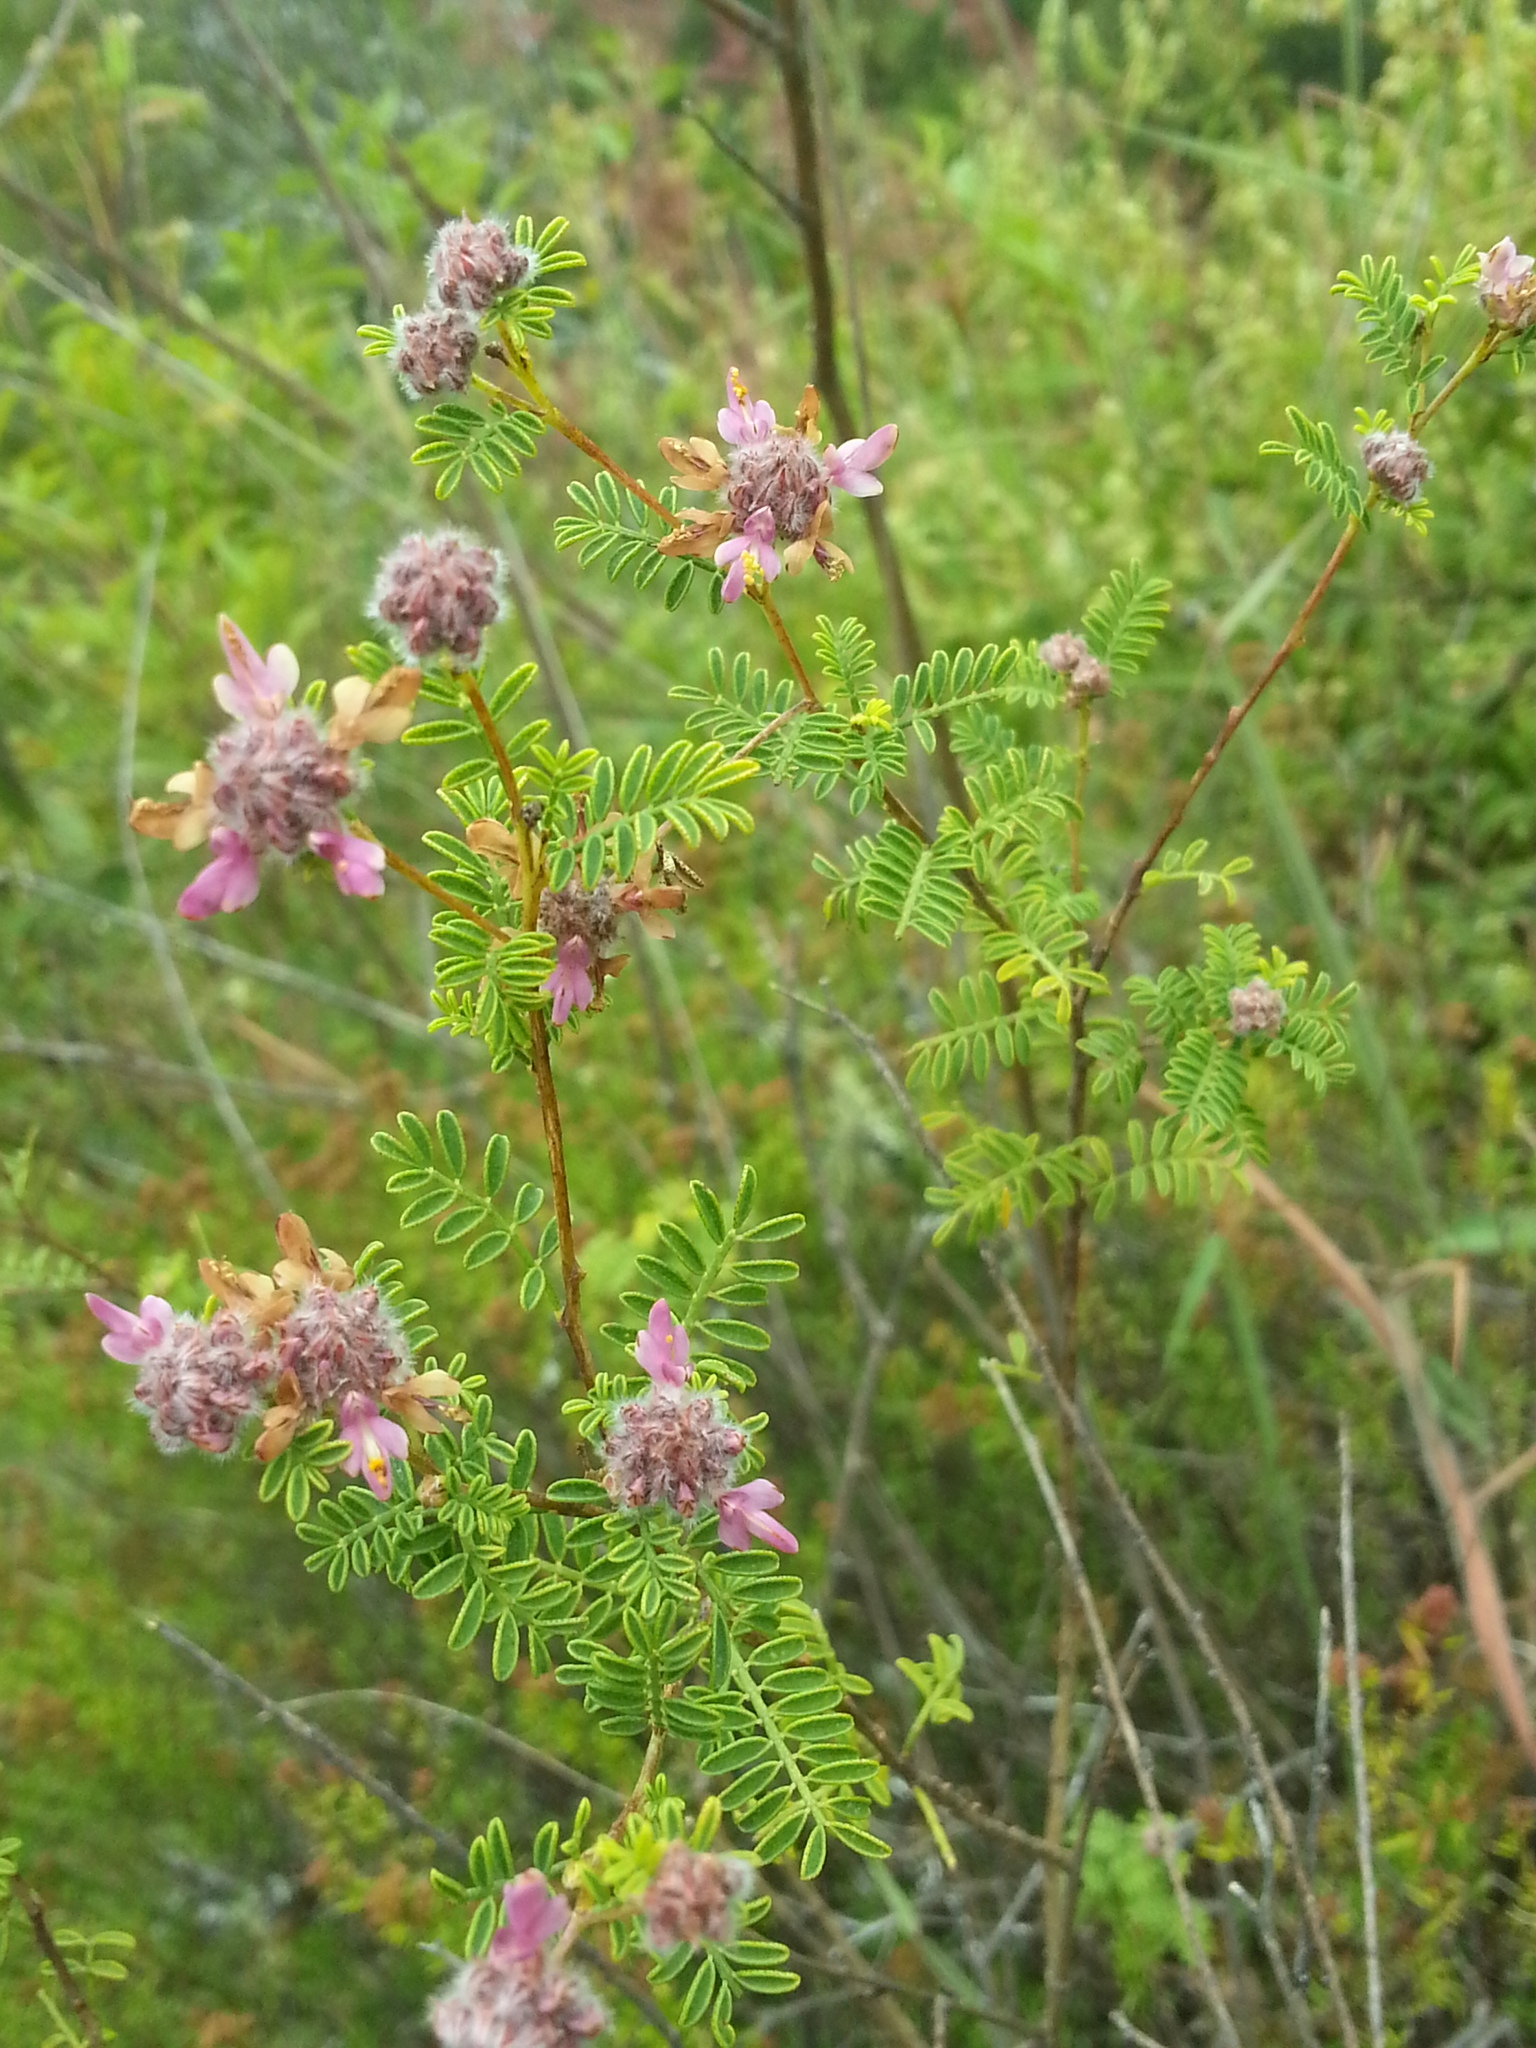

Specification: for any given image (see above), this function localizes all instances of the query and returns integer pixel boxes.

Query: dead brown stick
[846,1697,1070,1867]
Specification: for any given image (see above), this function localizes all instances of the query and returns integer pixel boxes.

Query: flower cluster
[388,215,539,400]
[372,530,504,663]
[1477,237,1536,331]
[129,617,418,920]
[1360,428,1432,506]
[1038,631,1111,709]
[537,882,620,1027]
[429,1871,604,2048]
[658,370,896,602]
[641,1844,753,1952]
[87,1215,460,1499]
[1228,977,1286,1038]
[600,1302,797,1551]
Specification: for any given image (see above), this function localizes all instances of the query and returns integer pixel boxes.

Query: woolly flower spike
[635,1299,690,1388]
[1477,237,1536,330]
[429,215,537,313]
[337,1392,410,1502]
[717,1478,798,1554]
[128,617,418,919]
[392,302,481,399]
[642,1845,753,1952]
[429,1873,601,2048]
[1037,631,1110,709]
[603,1386,746,1518]
[86,1294,275,1454]
[659,366,893,591]
[372,531,503,661]
[1359,428,1433,507]
[543,937,595,1028]
[202,1213,461,1485]
[1228,977,1286,1038]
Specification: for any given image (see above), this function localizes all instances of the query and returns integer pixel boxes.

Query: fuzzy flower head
[87,1294,275,1455]
[1037,631,1111,708]
[372,531,503,661]
[429,216,537,313]
[428,1952,604,2048]
[1037,632,1091,676]
[1228,977,1286,1038]
[274,1276,414,1411]
[603,1386,746,1518]
[337,1391,410,1502]
[128,619,418,920]
[635,1299,690,1388]
[717,1478,798,1554]
[642,1845,753,1953]
[1359,428,1433,506]
[658,369,894,591]
[392,302,481,398]
[1477,237,1536,330]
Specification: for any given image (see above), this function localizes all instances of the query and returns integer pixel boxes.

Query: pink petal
[742,505,777,549]
[177,829,260,920]
[720,556,748,604]
[713,533,748,569]
[718,1479,797,1553]
[636,1299,690,1387]
[542,937,594,1027]
[311,829,386,899]
[85,1292,174,1364]
[492,1872,571,1962]
[213,617,295,720]
[836,470,883,498]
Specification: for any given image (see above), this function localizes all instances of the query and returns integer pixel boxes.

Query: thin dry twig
[847,1698,1070,1868]
[1292,1605,1333,1987]
[9,1874,107,2048]
[146,1616,465,1861]
[0,0,81,130]
[1339,1425,1384,2048]
[982,1364,1245,2048]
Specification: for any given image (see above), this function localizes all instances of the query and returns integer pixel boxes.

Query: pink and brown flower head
[658,366,893,600]
[642,1844,753,1952]
[428,216,538,314]
[1477,237,1536,330]
[128,616,417,920]
[428,1872,604,2048]
[372,531,503,661]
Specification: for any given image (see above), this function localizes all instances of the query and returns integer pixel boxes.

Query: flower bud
[1359,428,1432,506]
[1228,977,1286,1037]
[428,216,537,313]
[391,303,480,398]
[371,531,503,661]
[642,1845,753,1951]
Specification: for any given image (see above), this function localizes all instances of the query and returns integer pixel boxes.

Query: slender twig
[982,1250,1362,2048]
[0,0,81,130]
[1094,516,1361,971]
[577,1941,686,2048]
[756,585,819,703]
[145,1616,465,1860]
[684,103,801,222]
[1339,1425,1384,2048]
[608,1726,666,1837]
[380,844,506,937]
[2,1031,364,1106]
[277,1688,616,1803]
[1470,1441,1536,1513]
[460,678,596,1389]
[983,1364,1246,2048]
[1110,2016,1173,2048]
[1293,1606,1333,1987]
[776,1873,929,2048]
[847,1698,1069,1867]
[0,166,349,430]
[116,530,286,1210]
[1230,1805,1322,2047]
[698,0,786,49]
[211,0,393,303]
[493,345,677,526]
[9,1876,107,2048]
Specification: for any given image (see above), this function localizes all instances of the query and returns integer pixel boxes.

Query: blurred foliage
[2,0,1536,2041]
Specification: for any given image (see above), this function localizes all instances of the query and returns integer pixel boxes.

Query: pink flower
[642,1844,753,1951]
[213,614,299,722]
[1477,237,1536,328]
[717,1478,798,1554]
[716,366,776,447]
[85,1292,175,1364]
[310,828,386,899]
[490,1872,570,1963]
[715,506,781,604]
[337,1391,409,1501]
[822,423,898,498]
[603,1387,745,1517]
[543,936,595,1027]
[177,827,260,919]
[635,1299,690,1388]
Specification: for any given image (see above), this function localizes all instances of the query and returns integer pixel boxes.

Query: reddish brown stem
[11,1878,107,2048]
[381,844,504,937]
[1093,514,1361,972]
[756,585,819,704]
